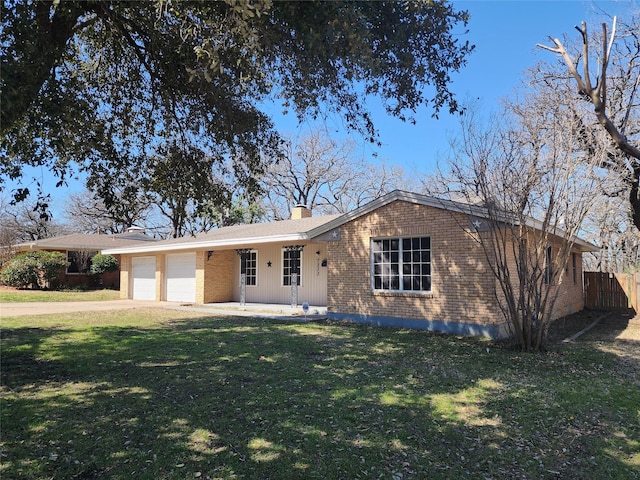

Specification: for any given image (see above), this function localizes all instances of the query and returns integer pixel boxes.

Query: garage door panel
[166,253,196,303]
[132,256,156,301]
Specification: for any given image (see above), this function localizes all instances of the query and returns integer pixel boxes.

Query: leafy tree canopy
[1,0,473,211]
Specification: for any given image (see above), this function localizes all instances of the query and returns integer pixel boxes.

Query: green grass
[2,310,639,479]
[0,288,120,302]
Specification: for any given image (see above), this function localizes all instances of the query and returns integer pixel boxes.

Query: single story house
[14,229,157,289]
[103,191,597,337]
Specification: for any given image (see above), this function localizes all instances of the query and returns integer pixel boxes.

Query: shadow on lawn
[547,308,637,344]
[2,314,639,479]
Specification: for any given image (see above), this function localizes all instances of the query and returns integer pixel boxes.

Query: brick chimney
[291,204,312,219]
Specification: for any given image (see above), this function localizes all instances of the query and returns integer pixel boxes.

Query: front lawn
[0,287,120,303]
[1,310,638,479]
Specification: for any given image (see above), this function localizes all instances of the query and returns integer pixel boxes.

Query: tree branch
[579,22,593,93]
[538,17,640,161]
[537,39,589,95]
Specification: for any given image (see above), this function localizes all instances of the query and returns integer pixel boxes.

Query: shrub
[0,254,39,288]
[37,251,68,289]
[90,254,119,275]
[0,251,67,289]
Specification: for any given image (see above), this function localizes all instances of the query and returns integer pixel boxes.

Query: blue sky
[7,0,638,217]
[321,0,637,176]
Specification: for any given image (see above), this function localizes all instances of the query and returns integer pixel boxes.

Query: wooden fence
[584,272,639,312]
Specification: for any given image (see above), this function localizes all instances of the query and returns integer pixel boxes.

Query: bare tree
[327,157,414,214]
[64,190,152,234]
[0,195,20,264]
[582,193,639,272]
[0,197,67,245]
[261,130,407,220]
[433,92,602,351]
[538,14,640,231]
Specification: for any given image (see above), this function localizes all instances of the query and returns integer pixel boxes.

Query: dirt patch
[606,311,640,342]
[548,309,638,344]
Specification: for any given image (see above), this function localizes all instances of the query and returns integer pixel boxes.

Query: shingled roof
[103,214,341,255]
[102,190,598,255]
[16,232,157,252]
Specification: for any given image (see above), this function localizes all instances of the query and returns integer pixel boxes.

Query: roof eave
[309,190,492,238]
[16,243,111,251]
[102,233,312,255]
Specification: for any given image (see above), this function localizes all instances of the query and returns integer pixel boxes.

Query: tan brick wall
[291,206,312,219]
[154,254,164,301]
[119,255,130,299]
[491,230,586,322]
[195,251,205,304]
[549,251,585,319]
[202,249,234,303]
[327,201,502,329]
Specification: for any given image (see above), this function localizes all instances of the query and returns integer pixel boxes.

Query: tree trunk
[631,168,640,231]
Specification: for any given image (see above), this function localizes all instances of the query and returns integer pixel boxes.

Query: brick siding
[548,251,585,318]
[119,256,129,299]
[327,201,503,331]
[200,249,234,303]
[155,254,165,301]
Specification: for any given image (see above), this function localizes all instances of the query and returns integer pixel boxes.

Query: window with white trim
[239,250,257,286]
[372,237,431,292]
[283,248,302,286]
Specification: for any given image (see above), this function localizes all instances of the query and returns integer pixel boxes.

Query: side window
[372,238,400,290]
[372,236,431,292]
[283,248,302,286]
[239,250,257,286]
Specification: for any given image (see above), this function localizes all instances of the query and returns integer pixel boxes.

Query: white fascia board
[572,238,600,252]
[102,233,310,255]
[517,217,599,252]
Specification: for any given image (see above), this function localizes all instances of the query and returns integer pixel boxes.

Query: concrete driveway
[0,300,326,321]
[0,299,169,318]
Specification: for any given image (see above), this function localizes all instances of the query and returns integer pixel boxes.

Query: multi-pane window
[283,248,302,286]
[572,252,577,285]
[240,250,257,286]
[372,237,431,292]
[67,250,97,274]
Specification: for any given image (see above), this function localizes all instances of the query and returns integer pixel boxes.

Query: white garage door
[166,252,196,303]
[132,256,156,300]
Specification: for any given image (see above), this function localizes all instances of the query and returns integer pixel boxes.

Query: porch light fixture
[207,250,214,261]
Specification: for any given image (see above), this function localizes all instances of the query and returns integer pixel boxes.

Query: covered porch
[201,242,329,306]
